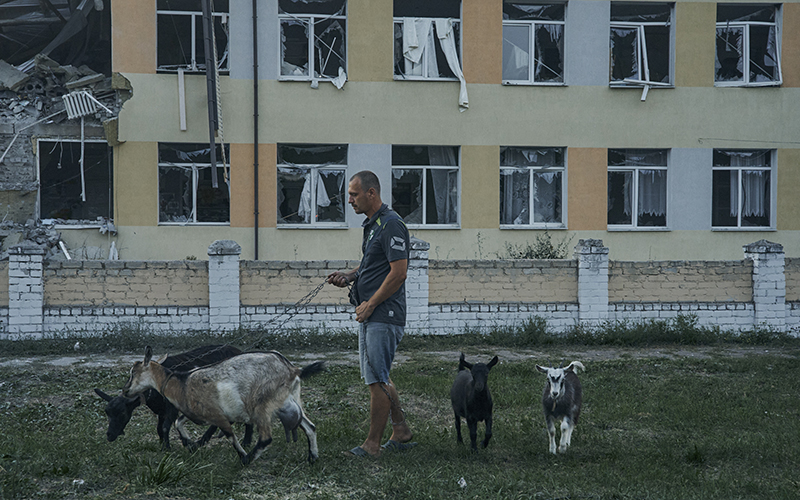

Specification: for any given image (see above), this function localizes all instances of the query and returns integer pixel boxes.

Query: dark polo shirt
[354,204,409,326]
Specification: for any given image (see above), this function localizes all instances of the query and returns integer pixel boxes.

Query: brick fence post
[574,238,609,325]
[744,239,785,330]
[8,242,46,338]
[406,237,430,333]
[208,240,241,331]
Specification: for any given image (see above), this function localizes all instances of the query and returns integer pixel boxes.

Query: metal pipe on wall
[252,0,260,260]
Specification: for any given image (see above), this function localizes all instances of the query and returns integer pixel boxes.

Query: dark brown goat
[95,344,251,450]
[450,353,499,451]
[536,361,585,454]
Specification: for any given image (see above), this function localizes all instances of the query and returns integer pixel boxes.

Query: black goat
[536,361,585,454]
[450,353,498,451]
[95,344,251,450]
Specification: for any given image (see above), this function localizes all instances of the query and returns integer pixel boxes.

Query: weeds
[498,230,575,260]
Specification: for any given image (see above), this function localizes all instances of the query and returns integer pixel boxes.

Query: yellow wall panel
[230,143,277,228]
[777,149,800,230]
[461,145,500,228]
[567,148,606,231]
[783,4,800,88]
[111,0,156,74]
[462,0,503,84]
[114,142,158,226]
[675,3,716,88]
[348,0,393,82]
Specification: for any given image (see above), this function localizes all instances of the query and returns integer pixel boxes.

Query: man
[327,170,416,457]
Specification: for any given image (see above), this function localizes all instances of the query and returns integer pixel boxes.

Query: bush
[499,230,574,259]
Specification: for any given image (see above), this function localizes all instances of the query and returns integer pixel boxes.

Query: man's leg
[360,382,391,456]
[385,378,412,443]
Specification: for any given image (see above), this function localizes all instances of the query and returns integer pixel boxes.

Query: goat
[535,361,585,454]
[123,346,324,465]
[94,344,252,450]
[450,353,499,451]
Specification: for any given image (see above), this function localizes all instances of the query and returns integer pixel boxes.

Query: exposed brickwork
[239,260,360,306]
[785,258,800,302]
[0,262,8,307]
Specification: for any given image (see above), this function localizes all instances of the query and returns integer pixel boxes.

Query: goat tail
[568,361,586,374]
[300,361,326,379]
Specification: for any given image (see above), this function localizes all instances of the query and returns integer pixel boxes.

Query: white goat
[123,346,322,465]
[535,361,585,454]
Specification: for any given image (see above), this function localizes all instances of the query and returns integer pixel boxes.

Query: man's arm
[355,259,407,323]
[327,267,359,288]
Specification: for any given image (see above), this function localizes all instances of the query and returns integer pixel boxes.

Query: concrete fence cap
[208,240,242,256]
[743,239,783,254]
[410,236,430,251]
[9,241,47,255]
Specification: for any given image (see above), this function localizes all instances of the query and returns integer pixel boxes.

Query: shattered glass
[391,145,459,225]
[277,144,347,225]
[158,143,230,223]
[610,3,671,85]
[503,3,565,21]
[500,147,563,225]
[715,5,780,85]
[157,1,229,72]
[279,0,347,81]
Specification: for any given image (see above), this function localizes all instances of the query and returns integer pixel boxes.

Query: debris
[0,60,30,92]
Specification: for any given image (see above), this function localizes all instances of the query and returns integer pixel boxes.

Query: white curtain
[435,18,469,111]
[402,18,435,77]
[427,146,458,223]
[638,169,667,216]
[297,170,331,223]
[742,171,767,217]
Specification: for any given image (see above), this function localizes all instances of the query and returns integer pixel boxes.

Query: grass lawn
[1,341,799,499]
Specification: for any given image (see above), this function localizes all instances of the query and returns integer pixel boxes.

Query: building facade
[41,0,800,261]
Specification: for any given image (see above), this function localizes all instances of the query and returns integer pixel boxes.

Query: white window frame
[393,17,463,81]
[158,145,230,226]
[391,146,461,228]
[500,147,566,229]
[502,4,566,86]
[609,4,674,91]
[711,150,775,230]
[715,6,782,87]
[278,3,347,83]
[156,4,229,73]
[607,150,669,231]
[277,165,348,228]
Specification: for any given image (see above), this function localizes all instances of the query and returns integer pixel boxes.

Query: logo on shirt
[390,236,406,251]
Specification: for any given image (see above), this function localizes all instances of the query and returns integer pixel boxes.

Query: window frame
[500,146,566,229]
[711,149,775,230]
[157,144,230,226]
[714,5,782,87]
[502,4,566,86]
[393,17,463,81]
[609,3,675,89]
[391,146,461,229]
[278,2,348,83]
[607,149,670,231]
[156,2,229,74]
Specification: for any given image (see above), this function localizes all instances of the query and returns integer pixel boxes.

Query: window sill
[393,76,459,82]
[607,226,670,232]
[609,83,674,89]
[277,224,349,229]
[158,222,230,226]
[711,227,776,232]
[157,69,230,75]
[502,81,566,87]
[500,224,567,230]
[713,82,782,88]
[278,77,339,83]
[406,225,460,230]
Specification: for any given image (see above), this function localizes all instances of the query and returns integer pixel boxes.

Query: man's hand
[327,271,353,288]
[355,301,375,323]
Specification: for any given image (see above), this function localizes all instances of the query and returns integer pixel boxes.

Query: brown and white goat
[535,361,585,454]
[123,346,323,465]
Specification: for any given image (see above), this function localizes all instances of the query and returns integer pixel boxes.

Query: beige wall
[429,260,578,304]
[675,3,716,87]
[43,262,208,307]
[461,146,499,228]
[609,261,753,303]
[567,148,606,231]
[783,4,800,88]
[240,260,359,306]
[231,143,277,228]
[114,141,158,227]
[462,0,503,84]
[778,149,800,230]
[347,0,393,82]
[111,0,155,74]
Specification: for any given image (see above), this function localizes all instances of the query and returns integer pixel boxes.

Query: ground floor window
[500,146,564,227]
[158,143,230,224]
[607,149,668,228]
[391,145,459,227]
[277,144,348,226]
[712,149,772,228]
[38,140,113,223]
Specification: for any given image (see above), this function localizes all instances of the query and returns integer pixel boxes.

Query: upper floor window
[38,140,113,224]
[502,3,565,85]
[392,145,459,227]
[610,3,672,88]
[279,0,347,86]
[393,1,462,81]
[158,143,230,224]
[715,4,782,86]
[607,149,668,229]
[500,146,565,227]
[157,0,229,73]
[712,149,772,229]
[277,144,348,227]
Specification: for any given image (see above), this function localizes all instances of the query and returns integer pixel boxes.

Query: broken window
[502,2,565,84]
[157,0,229,72]
[715,5,782,86]
[712,149,772,228]
[391,145,459,226]
[500,147,564,227]
[610,3,672,88]
[277,144,347,226]
[279,0,347,87]
[607,149,668,228]
[158,143,230,224]
[38,140,113,223]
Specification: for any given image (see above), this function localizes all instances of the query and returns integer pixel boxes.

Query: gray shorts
[358,321,404,385]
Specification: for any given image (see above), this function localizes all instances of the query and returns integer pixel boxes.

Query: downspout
[252,0,260,260]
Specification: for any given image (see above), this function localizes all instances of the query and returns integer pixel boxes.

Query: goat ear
[94,388,113,401]
[487,356,499,369]
[536,365,548,374]
[566,361,584,374]
[144,346,153,364]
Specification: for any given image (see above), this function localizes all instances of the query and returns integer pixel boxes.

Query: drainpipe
[252,0,260,260]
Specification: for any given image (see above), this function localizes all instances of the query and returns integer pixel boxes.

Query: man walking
[327,170,416,457]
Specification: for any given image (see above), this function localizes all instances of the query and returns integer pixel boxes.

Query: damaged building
[1,0,799,262]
